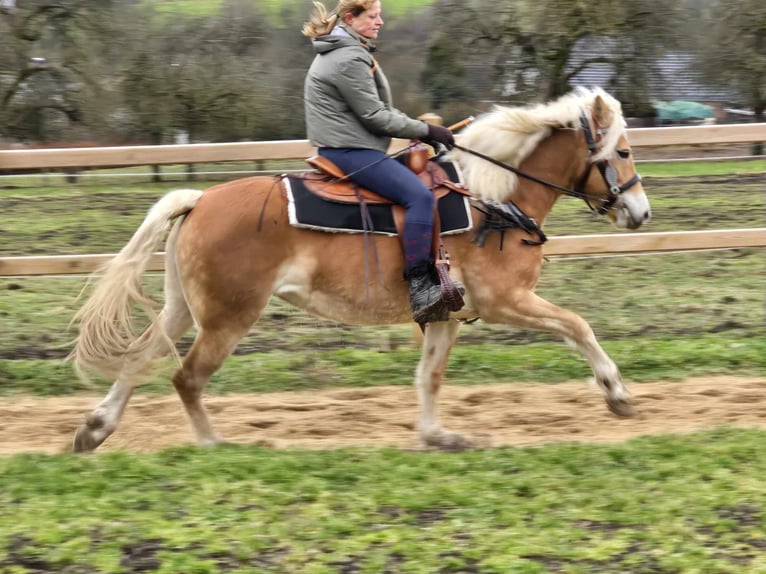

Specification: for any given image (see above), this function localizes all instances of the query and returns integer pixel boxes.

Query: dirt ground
[1,376,765,454]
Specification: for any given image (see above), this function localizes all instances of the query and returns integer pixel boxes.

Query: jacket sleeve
[334,53,428,139]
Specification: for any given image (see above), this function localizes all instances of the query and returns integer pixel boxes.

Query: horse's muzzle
[614,190,651,229]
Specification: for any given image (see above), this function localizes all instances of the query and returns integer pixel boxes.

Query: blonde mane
[452,87,626,203]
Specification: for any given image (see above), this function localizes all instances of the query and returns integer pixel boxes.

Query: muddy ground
[1,376,764,454]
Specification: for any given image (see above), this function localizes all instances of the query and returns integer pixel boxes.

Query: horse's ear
[593,95,613,127]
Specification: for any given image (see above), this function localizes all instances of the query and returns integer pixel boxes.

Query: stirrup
[413,299,450,325]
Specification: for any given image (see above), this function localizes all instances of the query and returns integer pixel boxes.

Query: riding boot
[404,261,450,324]
[402,222,465,323]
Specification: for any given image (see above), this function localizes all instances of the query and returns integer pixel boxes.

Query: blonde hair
[302,0,378,39]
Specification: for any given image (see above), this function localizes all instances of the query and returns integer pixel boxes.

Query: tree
[119,1,276,144]
[0,1,117,142]
[697,0,765,126]
[425,0,682,114]
[422,33,472,109]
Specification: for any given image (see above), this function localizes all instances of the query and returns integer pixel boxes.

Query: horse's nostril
[644,210,651,221]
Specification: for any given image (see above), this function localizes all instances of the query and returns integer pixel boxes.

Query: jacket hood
[312,34,359,55]
[313,24,376,55]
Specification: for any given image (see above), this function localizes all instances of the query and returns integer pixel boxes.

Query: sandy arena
[0,376,764,454]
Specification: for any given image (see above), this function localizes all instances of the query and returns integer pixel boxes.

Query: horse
[69,87,651,452]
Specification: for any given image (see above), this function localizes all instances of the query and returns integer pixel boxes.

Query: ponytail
[301,1,339,39]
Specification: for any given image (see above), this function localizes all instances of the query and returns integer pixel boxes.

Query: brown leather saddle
[299,145,471,249]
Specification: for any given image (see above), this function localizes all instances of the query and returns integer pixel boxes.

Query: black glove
[421,123,455,149]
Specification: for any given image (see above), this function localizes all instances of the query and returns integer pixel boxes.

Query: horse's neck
[513,129,582,223]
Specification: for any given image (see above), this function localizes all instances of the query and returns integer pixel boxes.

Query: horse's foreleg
[416,319,470,450]
[501,291,634,417]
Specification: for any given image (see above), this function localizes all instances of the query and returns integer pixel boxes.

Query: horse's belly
[276,291,412,326]
[273,263,412,325]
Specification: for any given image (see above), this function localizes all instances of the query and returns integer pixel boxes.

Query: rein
[329,142,421,184]
[452,143,589,199]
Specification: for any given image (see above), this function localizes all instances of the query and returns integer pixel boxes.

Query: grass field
[1,163,765,572]
[3,429,766,572]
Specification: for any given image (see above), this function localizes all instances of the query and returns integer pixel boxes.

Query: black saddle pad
[285,159,473,236]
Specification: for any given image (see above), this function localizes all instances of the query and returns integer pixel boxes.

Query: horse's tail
[69,188,204,380]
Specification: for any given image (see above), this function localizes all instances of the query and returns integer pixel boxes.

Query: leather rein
[452,111,642,216]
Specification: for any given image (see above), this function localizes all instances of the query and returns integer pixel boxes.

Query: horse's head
[575,92,651,230]
[453,87,651,231]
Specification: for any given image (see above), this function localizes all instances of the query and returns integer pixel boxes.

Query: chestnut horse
[70,87,650,452]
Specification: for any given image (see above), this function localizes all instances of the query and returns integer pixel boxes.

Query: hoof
[72,424,104,453]
[72,415,110,453]
[198,437,228,448]
[421,429,475,452]
[606,397,637,418]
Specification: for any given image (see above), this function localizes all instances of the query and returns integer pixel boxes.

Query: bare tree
[423,0,681,115]
[0,0,117,141]
[697,0,765,124]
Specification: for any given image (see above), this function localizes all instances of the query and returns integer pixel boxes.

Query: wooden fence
[1,123,764,170]
[1,123,765,277]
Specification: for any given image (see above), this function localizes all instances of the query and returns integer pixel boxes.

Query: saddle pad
[284,160,473,237]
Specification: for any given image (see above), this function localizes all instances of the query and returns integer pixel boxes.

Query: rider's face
[345,1,383,40]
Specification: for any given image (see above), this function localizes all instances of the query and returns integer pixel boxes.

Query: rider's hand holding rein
[421,123,455,150]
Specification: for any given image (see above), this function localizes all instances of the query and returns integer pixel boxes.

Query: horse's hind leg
[73,232,193,453]
[170,322,254,446]
[415,320,472,450]
[72,301,194,452]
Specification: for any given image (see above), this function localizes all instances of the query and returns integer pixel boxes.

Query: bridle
[452,110,642,215]
[575,113,642,214]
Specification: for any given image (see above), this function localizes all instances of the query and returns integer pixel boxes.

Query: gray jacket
[304,27,428,152]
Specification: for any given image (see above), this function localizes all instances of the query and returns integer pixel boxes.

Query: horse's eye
[617,149,630,159]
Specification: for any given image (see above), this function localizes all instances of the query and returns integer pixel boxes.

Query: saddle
[298,144,470,313]
[301,146,470,244]
[304,146,468,205]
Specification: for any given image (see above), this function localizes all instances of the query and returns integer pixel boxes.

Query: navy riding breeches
[317,148,435,225]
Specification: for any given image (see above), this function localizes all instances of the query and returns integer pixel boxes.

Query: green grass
[3,428,766,572]
[3,245,764,345]
[143,0,436,19]
[1,333,764,397]
[1,165,765,572]
[1,245,764,394]
[2,177,762,256]
[147,0,221,17]
[636,159,765,177]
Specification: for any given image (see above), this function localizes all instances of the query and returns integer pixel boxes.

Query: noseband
[575,113,642,215]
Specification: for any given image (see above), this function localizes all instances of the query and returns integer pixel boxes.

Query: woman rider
[302,0,460,324]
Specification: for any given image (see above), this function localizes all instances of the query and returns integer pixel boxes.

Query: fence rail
[1,124,764,171]
[2,229,764,278]
[1,124,764,277]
